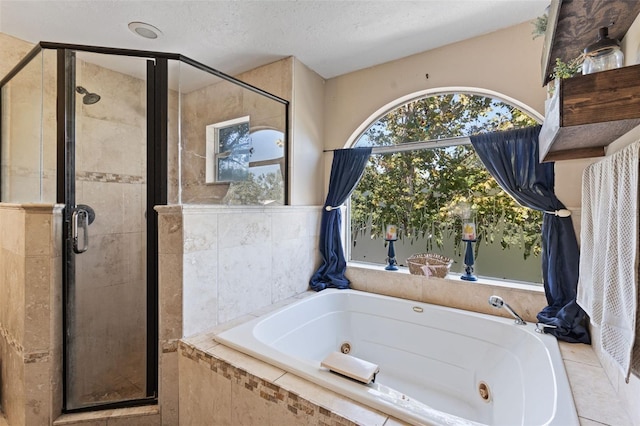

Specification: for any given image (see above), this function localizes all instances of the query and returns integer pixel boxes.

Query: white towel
[577,141,640,382]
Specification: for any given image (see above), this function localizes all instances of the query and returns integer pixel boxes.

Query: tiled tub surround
[179,290,633,426]
[0,203,161,426]
[0,203,63,426]
[216,289,578,425]
[156,204,322,424]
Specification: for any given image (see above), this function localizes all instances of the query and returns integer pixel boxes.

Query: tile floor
[559,342,633,426]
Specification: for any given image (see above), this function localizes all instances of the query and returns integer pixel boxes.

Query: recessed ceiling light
[128,21,163,40]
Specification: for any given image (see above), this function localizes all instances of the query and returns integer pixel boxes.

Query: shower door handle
[72,208,90,254]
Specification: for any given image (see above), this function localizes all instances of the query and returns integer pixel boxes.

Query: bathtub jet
[488,295,527,325]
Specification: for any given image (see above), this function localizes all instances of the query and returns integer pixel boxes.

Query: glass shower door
[65,50,152,410]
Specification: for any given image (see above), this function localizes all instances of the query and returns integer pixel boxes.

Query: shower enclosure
[0,42,288,413]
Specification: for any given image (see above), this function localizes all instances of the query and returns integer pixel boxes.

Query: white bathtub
[216,289,578,426]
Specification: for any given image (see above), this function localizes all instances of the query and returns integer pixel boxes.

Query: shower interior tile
[79,60,146,128]
[78,117,144,178]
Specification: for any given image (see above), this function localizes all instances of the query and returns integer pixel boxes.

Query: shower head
[488,295,504,309]
[76,86,101,105]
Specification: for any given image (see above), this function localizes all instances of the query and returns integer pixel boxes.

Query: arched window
[350,92,543,284]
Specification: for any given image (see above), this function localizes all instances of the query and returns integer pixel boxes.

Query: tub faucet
[488,295,526,325]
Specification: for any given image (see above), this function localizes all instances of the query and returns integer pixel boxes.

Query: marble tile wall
[156,204,321,424]
[158,204,322,337]
[345,265,547,323]
[0,203,63,425]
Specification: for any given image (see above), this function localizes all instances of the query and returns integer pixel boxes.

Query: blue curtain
[470,126,590,344]
[310,147,372,291]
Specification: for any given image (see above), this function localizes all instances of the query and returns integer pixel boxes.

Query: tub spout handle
[535,323,558,334]
[488,295,526,325]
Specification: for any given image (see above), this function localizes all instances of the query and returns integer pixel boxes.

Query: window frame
[205,115,251,184]
[345,90,545,284]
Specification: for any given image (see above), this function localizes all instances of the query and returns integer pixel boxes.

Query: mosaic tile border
[0,324,24,356]
[161,339,179,353]
[178,341,359,426]
[76,171,145,184]
[0,324,50,363]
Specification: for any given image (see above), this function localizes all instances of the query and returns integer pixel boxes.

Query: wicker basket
[406,253,453,278]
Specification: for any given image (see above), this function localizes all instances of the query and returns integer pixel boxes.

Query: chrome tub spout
[488,295,526,325]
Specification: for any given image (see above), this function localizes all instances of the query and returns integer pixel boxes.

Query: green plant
[552,56,583,80]
[531,14,548,39]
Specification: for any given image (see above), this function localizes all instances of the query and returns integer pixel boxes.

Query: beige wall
[324,22,547,151]
[322,22,590,229]
[320,21,616,240]
[0,33,33,77]
[290,58,325,206]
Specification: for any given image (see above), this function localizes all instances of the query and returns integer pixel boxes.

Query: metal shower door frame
[56,46,167,413]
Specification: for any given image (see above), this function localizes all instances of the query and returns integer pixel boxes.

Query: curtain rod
[322,136,471,154]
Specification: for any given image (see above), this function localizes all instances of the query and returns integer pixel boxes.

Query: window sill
[346,261,546,322]
[347,261,544,293]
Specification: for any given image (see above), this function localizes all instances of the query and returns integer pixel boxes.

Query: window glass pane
[216,120,250,182]
[351,93,543,284]
[1,51,44,202]
[176,60,287,205]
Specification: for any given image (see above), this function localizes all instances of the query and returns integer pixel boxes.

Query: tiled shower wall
[0,204,62,425]
[156,204,321,424]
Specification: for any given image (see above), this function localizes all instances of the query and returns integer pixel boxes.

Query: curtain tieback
[325,205,342,211]
[544,209,571,217]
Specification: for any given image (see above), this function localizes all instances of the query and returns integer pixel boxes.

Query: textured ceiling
[0,0,549,79]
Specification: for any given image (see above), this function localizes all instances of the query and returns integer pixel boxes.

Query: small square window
[206,116,251,183]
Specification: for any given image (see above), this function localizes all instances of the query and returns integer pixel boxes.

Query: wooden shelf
[541,0,640,86]
[539,64,640,162]
[539,0,640,162]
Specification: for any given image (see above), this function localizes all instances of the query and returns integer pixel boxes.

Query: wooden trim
[542,146,605,162]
